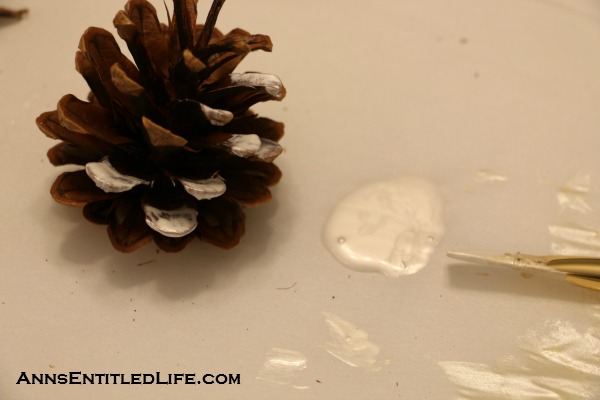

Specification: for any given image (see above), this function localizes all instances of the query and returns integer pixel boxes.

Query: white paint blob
[256,348,308,389]
[440,306,600,399]
[322,312,382,370]
[322,176,445,277]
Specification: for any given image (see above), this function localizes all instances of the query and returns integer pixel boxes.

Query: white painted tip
[255,138,283,162]
[143,205,198,238]
[199,103,233,126]
[179,175,226,201]
[85,158,150,193]
[228,134,261,157]
[230,72,284,99]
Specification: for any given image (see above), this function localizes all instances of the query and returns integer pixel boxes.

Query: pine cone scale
[114,4,171,99]
[83,199,115,224]
[107,196,153,252]
[75,52,114,111]
[80,28,142,85]
[153,231,194,252]
[57,95,133,145]
[224,116,285,142]
[47,142,102,167]
[80,28,155,122]
[143,204,198,238]
[38,111,116,166]
[51,171,121,207]
[195,197,245,249]
[173,0,197,51]
[142,116,188,147]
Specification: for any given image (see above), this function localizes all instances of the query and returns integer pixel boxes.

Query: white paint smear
[557,173,592,213]
[549,223,600,257]
[322,176,445,277]
[440,307,600,399]
[476,169,507,183]
[256,348,308,388]
[322,312,381,369]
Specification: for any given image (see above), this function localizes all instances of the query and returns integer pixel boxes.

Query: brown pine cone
[37,0,285,253]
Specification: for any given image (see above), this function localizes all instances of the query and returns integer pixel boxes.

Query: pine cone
[37,0,285,253]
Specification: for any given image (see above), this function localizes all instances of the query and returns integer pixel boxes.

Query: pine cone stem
[197,0,226,49]
[173,0,194,50]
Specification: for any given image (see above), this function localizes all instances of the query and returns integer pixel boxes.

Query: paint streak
[557,173,592,213]
[440,306,600,399]
[476,169,507,183]
[256,348,308,389]
[549,223,600,257]
[322,312,382,370]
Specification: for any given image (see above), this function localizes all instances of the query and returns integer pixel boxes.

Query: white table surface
[1,0,600,398]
